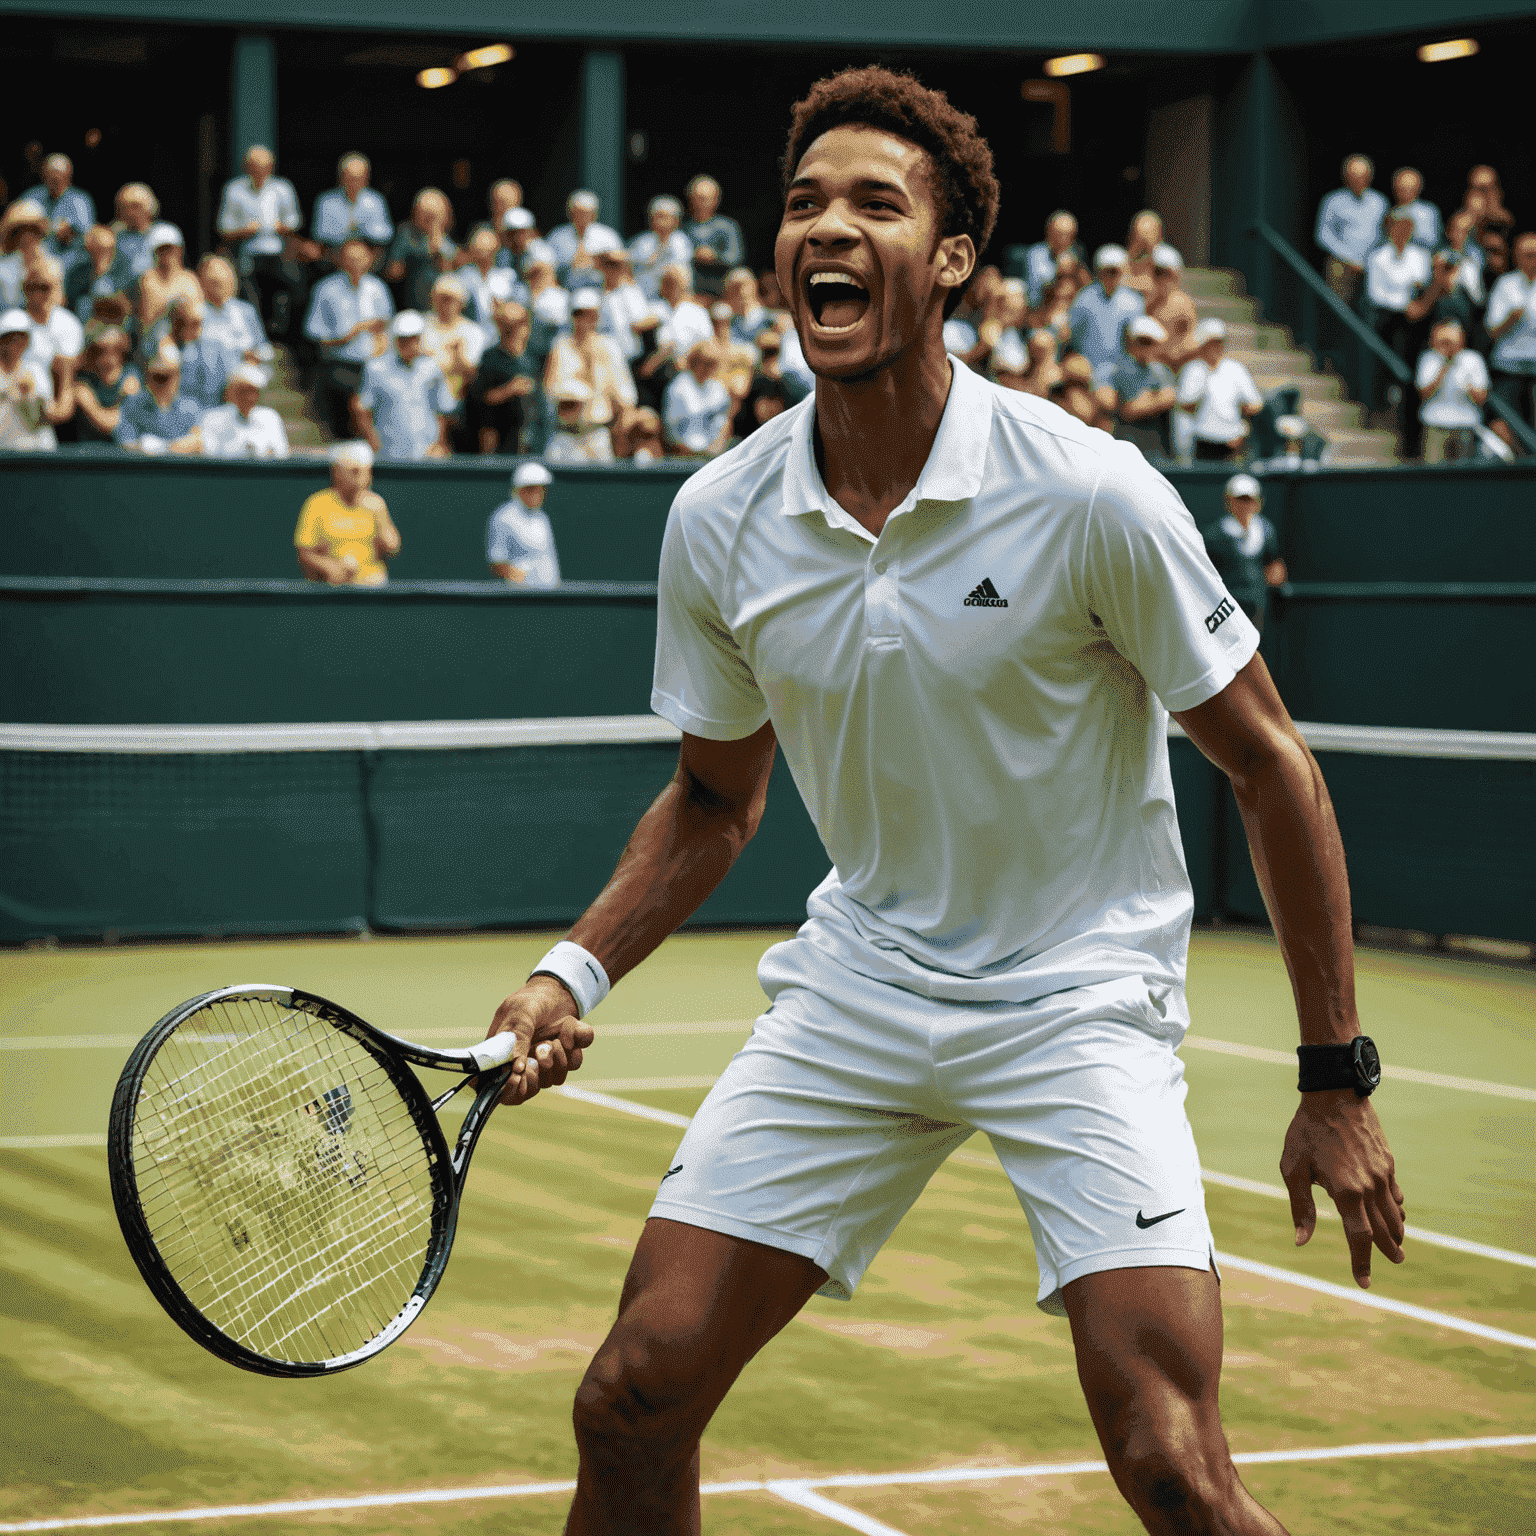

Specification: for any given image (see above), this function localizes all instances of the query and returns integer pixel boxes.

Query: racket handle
[468,1032,522,1071]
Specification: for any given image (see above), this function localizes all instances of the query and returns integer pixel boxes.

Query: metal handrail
[1247,220,1408,381]
[1247,219,1536,456]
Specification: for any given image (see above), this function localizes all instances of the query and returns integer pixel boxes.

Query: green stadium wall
[2,454,1532,585]
[4,577,1531,731]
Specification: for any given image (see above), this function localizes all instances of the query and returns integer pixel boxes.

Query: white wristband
[530,941,610,1020]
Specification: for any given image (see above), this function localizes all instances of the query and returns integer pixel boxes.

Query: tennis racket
[108,983,524,1377]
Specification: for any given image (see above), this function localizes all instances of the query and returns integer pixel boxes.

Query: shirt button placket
[866,541,901,640]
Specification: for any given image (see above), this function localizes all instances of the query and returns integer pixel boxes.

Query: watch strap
[1297,1037,1380,1096]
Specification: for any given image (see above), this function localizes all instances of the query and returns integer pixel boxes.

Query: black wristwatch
[1296,1036,1381,1097]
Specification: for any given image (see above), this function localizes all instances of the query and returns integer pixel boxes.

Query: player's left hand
[1280,1090,1405,1287]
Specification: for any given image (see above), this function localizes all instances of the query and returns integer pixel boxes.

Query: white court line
[1212,1252,1536,1351]
[1182,1034,1536,1101]
[9,1022,1533,1104]
[1199,1169,1536,1269]
[4,1434,1531,1533]
[766,1481,912,1535]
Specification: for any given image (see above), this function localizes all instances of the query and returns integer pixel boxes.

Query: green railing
[1246,220,1536,457]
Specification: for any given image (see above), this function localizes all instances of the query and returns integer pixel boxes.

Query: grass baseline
[3,1435,1533,1534]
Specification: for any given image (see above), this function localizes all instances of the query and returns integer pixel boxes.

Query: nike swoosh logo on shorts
[1135,1208,1186,1229]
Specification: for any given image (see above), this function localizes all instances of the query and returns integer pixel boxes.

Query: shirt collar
[782,356,992,529]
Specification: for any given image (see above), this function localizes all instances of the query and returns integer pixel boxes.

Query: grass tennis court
[3,927,1532,1534]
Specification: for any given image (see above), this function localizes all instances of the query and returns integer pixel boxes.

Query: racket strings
[130,996,440,1363]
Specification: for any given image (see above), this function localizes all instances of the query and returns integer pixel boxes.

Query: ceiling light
[1044,53,1105,78]
[417,67,457,89]
[1417,38,1479,62]
[456,43,513,71]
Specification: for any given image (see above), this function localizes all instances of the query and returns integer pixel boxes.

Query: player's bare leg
[564,1217,827,1536]
[1065,1266,1288,1535]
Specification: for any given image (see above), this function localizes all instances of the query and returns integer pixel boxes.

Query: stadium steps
[263,343,331,454]
[1181,267,1402,465]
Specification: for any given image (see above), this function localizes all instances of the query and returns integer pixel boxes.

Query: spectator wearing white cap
[111,183,160,277]
[499,207,555,277]
[547,191,620,293]
[663,339,733,457]
[1022,210,1082,310]
[1122,210,1165,295]
[385,189,458,314]
[1202,474,1285,629]
[545,287,637,453]
[1107,315,1176,456]
[1416,319,1489,463]
[487,461,561,586]
[1143,244,1198,368]
[304,237,395,440]
[1315,155,1388,310]
[1067,245,1145,384]
[115,342,203,452]
[543,378,609,464]
[488,180,523,229]
[218,146,305,339]
[472,301,539,454]
[1177,319,1264,462]
[682,175,744,298]
[137,225,201,334]
[200,364,290,458]
[0,308,57,450]
[197,253,272,365]
[311,154,394,264]
[295,441,400,584]
[353,312,455,461]
[630,197,694,302]
[21,154,95,259]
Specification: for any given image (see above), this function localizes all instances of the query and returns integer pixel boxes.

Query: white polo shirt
[1177,356,1263,444]
[199,402,290,458]
[653,359,1258,1012]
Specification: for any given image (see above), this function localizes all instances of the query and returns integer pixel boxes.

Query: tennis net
[1,717,1530,945]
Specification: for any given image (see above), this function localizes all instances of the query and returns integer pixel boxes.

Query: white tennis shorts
[649,935,1216,1315]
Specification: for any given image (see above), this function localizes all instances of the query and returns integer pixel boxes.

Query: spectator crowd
[0,141,1528,470]
[1314,156,1533,460]
[0,147,818,466]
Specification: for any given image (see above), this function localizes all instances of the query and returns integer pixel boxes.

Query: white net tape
[132,997,437,1364]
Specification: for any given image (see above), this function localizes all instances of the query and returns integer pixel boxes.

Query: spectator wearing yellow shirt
[294,441,401,585]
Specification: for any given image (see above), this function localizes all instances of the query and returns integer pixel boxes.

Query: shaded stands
[2,575,1531,947]
[2,454,1534,585]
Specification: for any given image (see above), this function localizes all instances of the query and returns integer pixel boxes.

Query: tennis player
[491,68,1405,1536]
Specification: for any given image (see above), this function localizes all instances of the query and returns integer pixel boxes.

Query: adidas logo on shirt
[964,578,1009,608]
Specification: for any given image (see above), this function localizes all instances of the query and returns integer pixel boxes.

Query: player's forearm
[1227,732,1359,1045]
[565,767,763,987]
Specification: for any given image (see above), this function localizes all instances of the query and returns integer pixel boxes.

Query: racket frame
[108,983,514,1377]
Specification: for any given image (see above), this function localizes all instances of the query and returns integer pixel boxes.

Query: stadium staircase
[1181,267,1401,466]
[257,274,1403,464]
[263,343,330,453]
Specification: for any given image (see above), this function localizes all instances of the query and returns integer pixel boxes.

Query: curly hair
[781,67,999,312]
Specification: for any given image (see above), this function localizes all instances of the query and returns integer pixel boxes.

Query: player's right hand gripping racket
[108,984,523,1377]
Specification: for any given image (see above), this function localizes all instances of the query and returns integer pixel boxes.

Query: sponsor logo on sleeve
[1205,597,1236,634]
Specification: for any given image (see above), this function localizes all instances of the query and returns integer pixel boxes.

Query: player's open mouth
[806,271,871,334]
